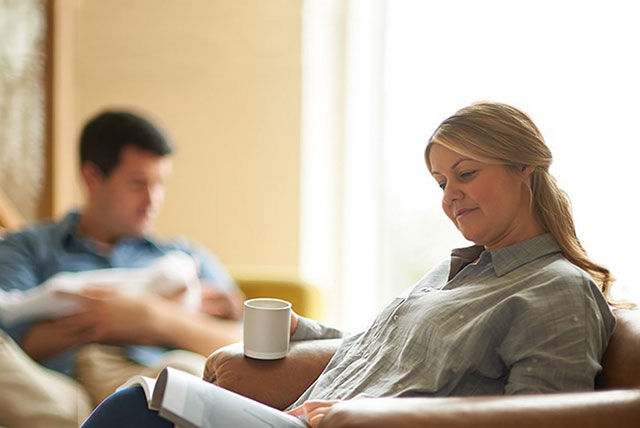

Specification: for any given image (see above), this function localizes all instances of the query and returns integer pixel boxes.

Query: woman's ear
[521,165,535,178]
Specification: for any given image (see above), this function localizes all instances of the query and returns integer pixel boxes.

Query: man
[0,110,244,428]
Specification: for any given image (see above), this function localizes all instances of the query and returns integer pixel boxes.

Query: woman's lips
[455,208,477,219]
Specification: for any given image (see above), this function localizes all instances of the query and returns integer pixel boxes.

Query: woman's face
[428,143,542,249]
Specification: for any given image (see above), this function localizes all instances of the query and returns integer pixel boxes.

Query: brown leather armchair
[204,309,640,427]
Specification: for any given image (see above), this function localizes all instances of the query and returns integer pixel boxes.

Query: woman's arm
[498,275,614,394]
[291,316,344,341]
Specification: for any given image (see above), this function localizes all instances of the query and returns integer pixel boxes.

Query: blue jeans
[81,386,173,428]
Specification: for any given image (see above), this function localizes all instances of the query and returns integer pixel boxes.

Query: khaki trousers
[0,331,92,428]
[75,344,207,404]
[0,332,206,428]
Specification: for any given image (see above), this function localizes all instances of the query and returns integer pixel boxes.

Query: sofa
[204,309,640,427]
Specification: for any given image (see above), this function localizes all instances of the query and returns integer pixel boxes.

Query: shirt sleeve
[196,250,237,293]
[290,316,344,341]
[171,237,238,293]
[0,232,42,343]
[497,272,614,394]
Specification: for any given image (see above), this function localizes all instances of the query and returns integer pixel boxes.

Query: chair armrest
[204,339,341,410]
[599,309,640,389]
[320,389,640,428]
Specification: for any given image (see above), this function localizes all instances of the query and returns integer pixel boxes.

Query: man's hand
[21,287,168,361]
[287,400,341,427]
[199,286,244,320]
[53,287,161,345]
[22,285,244,362]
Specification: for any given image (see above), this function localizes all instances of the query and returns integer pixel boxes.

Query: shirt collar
[449,244,484,280]
[489,233,561,276]
[450,233,562,278]
[57,210,82,245]
[57,210,160,250]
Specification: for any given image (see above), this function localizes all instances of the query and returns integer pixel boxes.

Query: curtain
[0,0,47,222]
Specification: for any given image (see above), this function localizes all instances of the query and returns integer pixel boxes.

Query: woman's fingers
[287,400,341,427]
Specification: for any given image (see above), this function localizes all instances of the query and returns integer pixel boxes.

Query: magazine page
[155,367,308,428]
[116,374,158,410]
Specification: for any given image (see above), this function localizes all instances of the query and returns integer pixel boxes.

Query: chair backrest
[0,187,24,230]
[598,309,640,389]
[234,276,323,320]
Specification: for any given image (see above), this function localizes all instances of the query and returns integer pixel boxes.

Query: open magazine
[118,367,308,428]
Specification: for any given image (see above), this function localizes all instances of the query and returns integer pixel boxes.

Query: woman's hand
[291,310,299,336]
[287,400,341,427]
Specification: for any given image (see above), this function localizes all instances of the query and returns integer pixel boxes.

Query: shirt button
[420,287,430,293]
[572,315,579,323]
[458,314,465,320]
[392,314,399,321]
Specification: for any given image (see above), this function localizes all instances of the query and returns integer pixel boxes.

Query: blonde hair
[425,101,620,306]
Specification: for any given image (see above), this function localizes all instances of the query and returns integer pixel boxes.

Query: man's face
[92,146,173,239]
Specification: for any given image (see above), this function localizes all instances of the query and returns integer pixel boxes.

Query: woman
[82,102,616,427]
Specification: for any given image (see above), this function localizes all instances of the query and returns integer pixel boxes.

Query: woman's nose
[443,183,463,205]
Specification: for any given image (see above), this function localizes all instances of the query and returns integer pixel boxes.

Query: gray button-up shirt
[289,234,615,407]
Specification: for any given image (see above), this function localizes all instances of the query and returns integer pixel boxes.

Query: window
[302,0,639,330]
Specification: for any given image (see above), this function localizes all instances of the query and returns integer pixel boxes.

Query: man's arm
[21,288,242,361]
[19,320,88,361]
[20,288,167,361]
[0,231,60,358]
[19,249,244,361]
[148,291,243,355]
[178,238,245,320]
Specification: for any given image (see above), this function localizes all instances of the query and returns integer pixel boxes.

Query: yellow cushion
[234,276,323,320]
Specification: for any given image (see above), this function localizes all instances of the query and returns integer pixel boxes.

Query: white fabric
[0,251,201,325]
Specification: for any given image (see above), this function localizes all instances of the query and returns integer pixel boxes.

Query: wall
[64,0,302,273]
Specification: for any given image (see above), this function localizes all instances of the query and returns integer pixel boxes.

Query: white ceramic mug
[243,298,292,360]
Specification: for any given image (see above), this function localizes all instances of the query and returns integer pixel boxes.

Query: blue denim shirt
[0,210,237,375]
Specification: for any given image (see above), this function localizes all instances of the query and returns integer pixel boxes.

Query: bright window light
[302,0,639,330]
[383,0,640,305]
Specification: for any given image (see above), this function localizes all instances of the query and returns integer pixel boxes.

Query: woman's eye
[438,181,446,190]
[460,170,476,180]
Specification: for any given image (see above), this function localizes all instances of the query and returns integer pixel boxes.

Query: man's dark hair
[79,110,174,176]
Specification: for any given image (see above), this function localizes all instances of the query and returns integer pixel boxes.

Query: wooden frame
[48,0,78,218]
[0,187,25,230]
